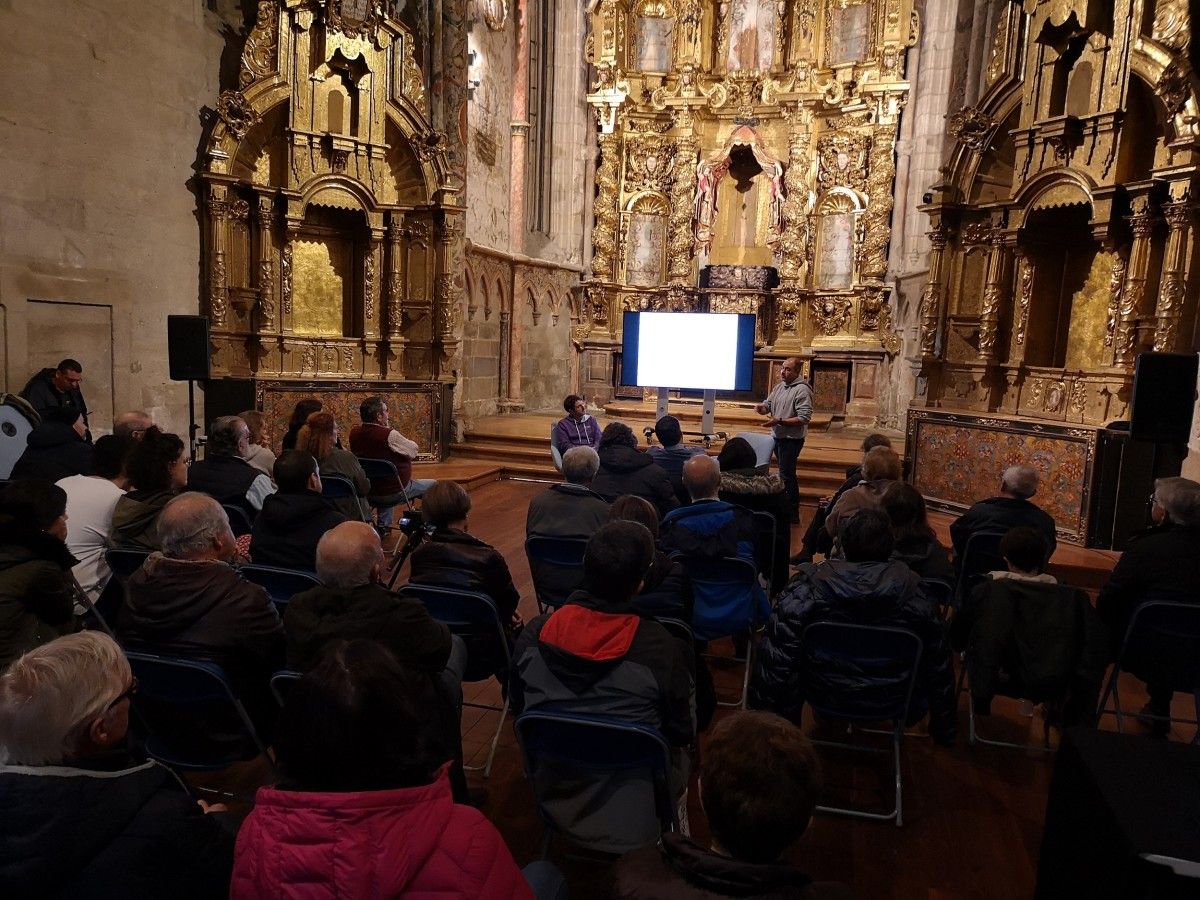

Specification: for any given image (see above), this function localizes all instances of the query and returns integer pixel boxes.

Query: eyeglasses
[106,677,138,711]
[1149,493,1161,507]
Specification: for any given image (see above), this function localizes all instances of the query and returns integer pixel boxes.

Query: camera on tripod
[386,506,437,588]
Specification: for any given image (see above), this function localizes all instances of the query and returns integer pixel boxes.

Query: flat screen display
[621,311,756,391]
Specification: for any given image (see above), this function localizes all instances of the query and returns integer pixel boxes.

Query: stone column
[917,225,951,358]
[977,232,1012,363]
[1114,197,1156,367]
[207,183,230,330]
[255,194,276,333]
[509,0,530,254]
[1154,190,1193,352]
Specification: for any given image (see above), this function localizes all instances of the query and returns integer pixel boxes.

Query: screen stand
[701,389,717,438]
[656,387,671,421]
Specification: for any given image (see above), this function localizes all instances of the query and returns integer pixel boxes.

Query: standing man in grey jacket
[755,357,812,524]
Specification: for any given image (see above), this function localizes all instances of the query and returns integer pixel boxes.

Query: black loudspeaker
[1130,352,1198,444]
[200,379,256,421]
[1089,424,1186,550]
[167,315,211,381]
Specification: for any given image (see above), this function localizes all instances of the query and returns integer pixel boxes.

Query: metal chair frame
[397,583,512,778]
[514,709,677,858]
[801,622,923,827]
[270,669,302,707]
[750,509,777,595]
[1096,600,1200,734]
[549,424,564,472]
[525,535,589,613]
[221,503,254,537]
[355,457,411,519]
[238,563,320,613]
[105,547,151,584]
[954,529,1008,609]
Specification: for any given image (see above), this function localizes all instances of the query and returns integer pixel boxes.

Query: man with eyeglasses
[21,358,91,443]
[0,632,234,895]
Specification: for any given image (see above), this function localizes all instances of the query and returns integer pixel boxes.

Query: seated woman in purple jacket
[553,395,601,452]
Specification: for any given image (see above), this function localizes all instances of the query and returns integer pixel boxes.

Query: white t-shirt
[57,474,125,602]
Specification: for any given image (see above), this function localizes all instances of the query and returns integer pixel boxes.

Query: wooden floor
[203,478,1196,900]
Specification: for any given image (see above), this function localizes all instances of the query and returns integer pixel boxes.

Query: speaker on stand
[167,315,211,460]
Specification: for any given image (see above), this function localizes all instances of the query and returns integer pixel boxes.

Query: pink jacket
[231,766,533,899]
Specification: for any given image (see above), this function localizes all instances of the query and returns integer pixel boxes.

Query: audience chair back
[955,529,1008,608]
[269,669,302,707]
[750,509,780,593]
[515,710,676,857]
[654,616,695,646]
[397,582,512,777]
[320,474,357,499]
[222,503,253,538]
[124,650,275,774]
[105,548,151,584]
[525,536,589,612]
[1097,598,1200,734]
[239,564,320,614]
[356,457,407,511]
[549,425,563,472]
[921,577,954,612]
[800,622,924,826]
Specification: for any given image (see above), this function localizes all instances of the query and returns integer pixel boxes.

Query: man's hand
[754,402,768,415]
[763,418,778,428]
[198,800,229,814]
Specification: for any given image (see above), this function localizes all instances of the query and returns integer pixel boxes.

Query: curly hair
[124,427,185,493]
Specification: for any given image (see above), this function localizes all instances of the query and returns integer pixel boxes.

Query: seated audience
[950,464,1057,564]
[410,479,523,632]
[593,421,679,517]
[231,640,533,898]
[57,433,132,605]
[249,450,345,571]
[238,409,276,478]
[952,527,1105,725]
[526,445,609,540]
[0,480,79,668]
[553,393,601,452]
[1097,476,1200,732]
[717,435,790,593]
[752,509,956,746]
[797,433,895,562]
[614,711,851,900]
[824,445,903,548]
[109,427,187,550]
[347,396,436,524]
[511,521,695,853]
[113,409,154,440]
[609,495,691,620]
[880,481,954,584]
[187,416,275,520]
[298,412,370,521]
[647,415,705,503]
[280,398,322,452]
[9,409,92,483]
[116,492,283,726]
[0,633,234,897]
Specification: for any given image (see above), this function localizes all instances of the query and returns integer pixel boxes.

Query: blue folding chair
[397,583,511,778]
[270,669,303,707]
[525,536,589,613]
[549,425,563,472]
[673,553,764,708]
[222,503,253,537]
[515,710,677,857]
[124,651,275,775]
[920,577,954,612]
[799,622,923,826]
[239,564,320,614]
[1096,599,1200,735]
[750,510,779,594]
[356,457,408,518]
[954,529,1007,608]
[105,548,151,584]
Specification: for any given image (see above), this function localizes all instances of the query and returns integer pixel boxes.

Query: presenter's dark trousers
[773,436,804,523]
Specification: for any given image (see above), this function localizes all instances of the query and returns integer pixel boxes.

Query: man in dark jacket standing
[249,451,345,571]
[187,416,274,520]
[511,521,695,854]
[752,509,956,745]
[592,422,678,518]
[21,358,91,442]
[950,464,1058,564]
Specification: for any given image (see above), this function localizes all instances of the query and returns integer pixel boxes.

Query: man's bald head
[683,453,722,502]
[158,492,235,561]
[113,411,153,440]
[316,521,385,590]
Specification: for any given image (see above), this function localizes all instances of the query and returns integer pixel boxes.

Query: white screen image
[635,312,740,390]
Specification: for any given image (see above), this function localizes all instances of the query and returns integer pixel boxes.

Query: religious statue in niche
[626,212,667,286]
[694,126,785,263]
[826,1,870,67]
[724,0,778,72]
[635,7,675,71]
[816,211,855,289]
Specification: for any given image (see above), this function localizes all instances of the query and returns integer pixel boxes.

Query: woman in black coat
[591,423,678,518]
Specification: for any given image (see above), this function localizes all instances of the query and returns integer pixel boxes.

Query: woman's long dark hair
[123,427,184,493]
[879,481,935,545]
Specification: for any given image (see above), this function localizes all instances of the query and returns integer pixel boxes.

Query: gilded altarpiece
[910,0,1200,539]
[578,0,916,418]
[198,0,467,455]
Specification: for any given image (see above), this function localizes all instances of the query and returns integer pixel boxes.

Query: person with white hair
[0,632,234,895]
[1097,476,1200,738]
[526,445,610,541]
[115,492,283,729]
[949,464,1058,565]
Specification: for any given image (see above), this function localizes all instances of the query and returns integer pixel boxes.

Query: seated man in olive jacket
[249,450,345,572]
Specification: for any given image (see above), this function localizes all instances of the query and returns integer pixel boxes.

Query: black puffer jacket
[409,527,521,623]
[9,422,92,483]
[593,445,679,518]
[751,559,956,745]
[0,516,79,668]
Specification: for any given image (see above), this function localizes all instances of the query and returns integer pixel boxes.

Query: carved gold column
[436,210,465,379]
[280,222,296,335]
[1154,190,1193,351]
[918,225,952,358]
[775,109,811,351]
[364,228,382,340]
[591,130,620,282]
[1114,197,1156,367]
[860,122,898,280]
[207,184,230,329]
[255,194,276,333]
[977,231,1012,363]
[668,113,699,286]
[1012,250,1033,361]
[384,216,406,376]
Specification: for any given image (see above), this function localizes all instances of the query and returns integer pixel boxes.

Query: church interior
[2,0,1200,897]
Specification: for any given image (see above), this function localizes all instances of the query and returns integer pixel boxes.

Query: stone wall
[0,0,239,434]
